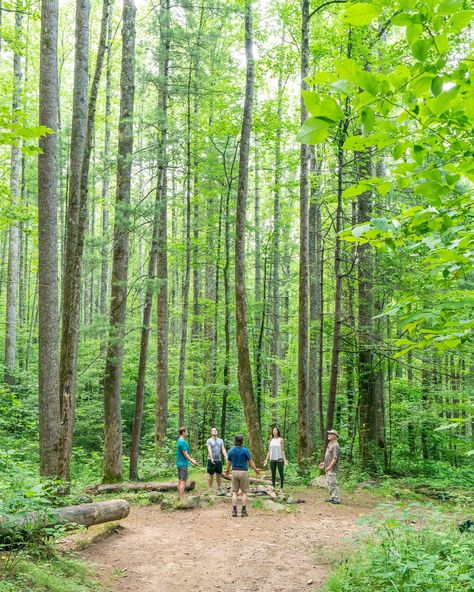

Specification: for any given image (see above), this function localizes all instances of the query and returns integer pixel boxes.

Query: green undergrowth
[322,503,474,592]
[0,553,103,592]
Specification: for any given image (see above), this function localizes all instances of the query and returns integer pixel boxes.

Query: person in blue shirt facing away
[176,427,199,499]
[224,434,260,517]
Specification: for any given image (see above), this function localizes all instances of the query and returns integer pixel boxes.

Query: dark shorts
[207,459,223,475]
[177,465,188,481]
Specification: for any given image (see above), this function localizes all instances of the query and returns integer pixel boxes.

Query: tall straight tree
[38,0,61,477]
[154,0,170,447]
[298,0,310,468]
[103,0,136,482]
[58,0,111,484]
[4,2,22,385]
[234,0,264,467]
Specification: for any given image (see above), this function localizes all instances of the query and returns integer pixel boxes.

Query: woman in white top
[263,427,288,489]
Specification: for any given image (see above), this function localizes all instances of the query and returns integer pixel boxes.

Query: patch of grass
[0,553,104,592]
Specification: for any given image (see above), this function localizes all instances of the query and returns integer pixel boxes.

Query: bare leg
[208,474,213,489]
[232,491,238,506]
[178,480,186,499]
[216,474,222,488]
[242,492,248,506]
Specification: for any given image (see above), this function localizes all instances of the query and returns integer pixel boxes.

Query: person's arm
[183,450,199,466]
[280,438,288,464]
[249,459,260,476]
[224,459,231,476]
[221,442,228,462]
[207,443,214,463]
[263,441,270,466]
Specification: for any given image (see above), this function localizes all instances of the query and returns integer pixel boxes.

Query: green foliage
[323,503,474,591]
[299,0,474,353]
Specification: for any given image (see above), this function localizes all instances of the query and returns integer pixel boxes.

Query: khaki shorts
[231,470,249,493]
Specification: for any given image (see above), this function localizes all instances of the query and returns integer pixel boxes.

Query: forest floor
[74,485,377,592]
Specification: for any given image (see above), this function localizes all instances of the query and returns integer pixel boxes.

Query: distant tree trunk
[270,75,283,425]
[298,0,310,468]
[58,0,110,485]
[254,141,261,354]
[103,0,136,482]
[191,198,200,447]
[100,4,113,317]
[357,148,386,473]
[221,186,231,440]
[235,0,264,466]
[155,0,171,449]
[38,0,61,477]
[4,3,22,385]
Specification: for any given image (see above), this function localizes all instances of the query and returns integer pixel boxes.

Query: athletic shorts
[231,470,249,493]
[177,466,188,481]
[207,459,223,475]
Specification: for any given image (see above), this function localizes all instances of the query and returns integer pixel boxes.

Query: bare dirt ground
[78,487,375,592]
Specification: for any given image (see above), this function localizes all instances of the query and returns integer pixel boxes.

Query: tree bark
[298,0,310,469]
[234,0,264,466]
[58,0,111,485]
[103,0,136,482]
[38,0,61,478]
[86,481,195,494]
[4,3,22,386]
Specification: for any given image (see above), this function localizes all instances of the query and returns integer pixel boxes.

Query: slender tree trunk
[270,75,283,425]
[254,141,261,354]
[4,3,22,385]
[100,6,113,317]
[58,0,111,484]
[38,0,61,477]
[177,63,193,428]
[221,186,231,440]
[103,0,136,482]
[235,0,264,466]
[357,148,386,473]
[298,0,310,468]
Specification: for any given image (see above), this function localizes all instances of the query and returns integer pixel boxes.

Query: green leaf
[344,2,382,26]
[411,38,432,61]
[430,76,443,97]
[406,22,423,44]
[297,117,331,145]
[446,10,474,34]
[342,182,372,199]
[361,106,375,133]
[438,0,463,16]
[302,92,343,122]
[352,223,372,238]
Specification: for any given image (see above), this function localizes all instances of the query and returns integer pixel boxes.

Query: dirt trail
[79,488,373,592]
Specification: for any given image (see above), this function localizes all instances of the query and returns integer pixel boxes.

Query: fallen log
[85,481,195,495]
[0,499,130,533]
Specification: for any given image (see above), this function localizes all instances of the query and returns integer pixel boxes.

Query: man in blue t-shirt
[224,434,260,517]
[176,427,198,499]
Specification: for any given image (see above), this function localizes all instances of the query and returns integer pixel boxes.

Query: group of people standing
[175,425,341,516]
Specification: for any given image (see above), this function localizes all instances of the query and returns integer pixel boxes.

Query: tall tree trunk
[103,0,136,482]
[308,148,322,456]
[254,141,261,354]
[38,0,61,477]
[298,0,310,468]
[324,127,346,456]
[58,0,111,484]
[177,63,193,428]
[100,5,113,317]
[357,149,386,473]
[270,75,283,425]
[235,0,264,466]
[4,3,22,385]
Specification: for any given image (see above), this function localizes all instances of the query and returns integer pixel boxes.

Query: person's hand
[210,458,215,464]
[193,460,199,466]
[255,469,261,477]
[263,459,267,467]
[319,462,324,470]
[223,471,229,478]
[284,459,289,465]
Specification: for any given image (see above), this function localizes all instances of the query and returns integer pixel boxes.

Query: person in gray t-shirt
[206,427,228,492]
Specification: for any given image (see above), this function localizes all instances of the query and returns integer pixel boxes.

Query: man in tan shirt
[319,429,341,504]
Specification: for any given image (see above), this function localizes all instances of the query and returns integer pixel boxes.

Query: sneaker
[330,499,341,504]
[241,507,248,517]
[232,507,238,517]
